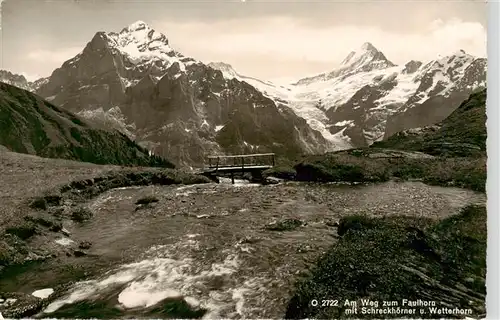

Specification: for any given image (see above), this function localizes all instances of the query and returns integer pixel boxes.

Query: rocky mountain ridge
[219,43,486,148]
[0,70,48,92]
[33,21,328,167]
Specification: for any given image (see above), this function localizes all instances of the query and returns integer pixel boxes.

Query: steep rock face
[0,82,173,167]
[36,21,327,167]
[402,60,423,74]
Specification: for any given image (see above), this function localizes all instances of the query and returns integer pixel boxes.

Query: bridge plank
[203,153,275,177]
[203,165,272,173]
[207,153,275,159]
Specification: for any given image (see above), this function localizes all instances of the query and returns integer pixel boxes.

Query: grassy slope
[372,88,487,157]
[0,81,173,168]
[286,205,486,319]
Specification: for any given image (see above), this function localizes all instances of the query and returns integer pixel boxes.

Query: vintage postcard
[0,0,491,319]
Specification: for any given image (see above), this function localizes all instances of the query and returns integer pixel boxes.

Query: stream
[2,179,486,319]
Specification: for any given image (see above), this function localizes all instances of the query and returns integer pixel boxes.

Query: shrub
[265,218,304,231]
[135,195,160,205]
[71,207,93,222]
[29,197,47,210]
[5,222,40,240]
[337,214,376,236]
[262,166,297,180]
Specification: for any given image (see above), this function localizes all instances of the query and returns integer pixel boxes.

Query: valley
[0,10,489,320]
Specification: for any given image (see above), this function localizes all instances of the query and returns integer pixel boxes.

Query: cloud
[154,16,487,73]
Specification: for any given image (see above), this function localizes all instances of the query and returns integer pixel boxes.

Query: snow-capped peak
[0,70,31,91]
[208,62,239,79]
[97,21,201,74]
[295,42,395,85]
[57,20,201,89]
[339,42,394,71]
[341,42,379,65]
[116,20,169,45]
[361,42,377,51]
[419,50,477,76]
[108,20,171,54]
[125,20,149,32]
[0,70,47,92]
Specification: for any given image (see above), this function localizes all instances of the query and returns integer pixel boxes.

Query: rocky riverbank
[0,151,213,318]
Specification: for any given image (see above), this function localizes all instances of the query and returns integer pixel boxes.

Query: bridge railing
[207,153,275,170]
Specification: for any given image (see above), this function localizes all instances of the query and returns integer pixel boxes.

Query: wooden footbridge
[201,153,275,184]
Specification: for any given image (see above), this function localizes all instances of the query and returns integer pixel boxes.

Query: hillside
[372,88,487,157]
[0,81,173,168]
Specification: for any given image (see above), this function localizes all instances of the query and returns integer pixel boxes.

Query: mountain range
[212,42,486,147]
[0,70,48,92]
[2,21,487,167]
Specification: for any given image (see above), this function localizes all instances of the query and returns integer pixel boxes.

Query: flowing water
[9,180,486,319]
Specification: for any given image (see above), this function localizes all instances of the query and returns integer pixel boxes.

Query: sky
[0,0,488,82]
